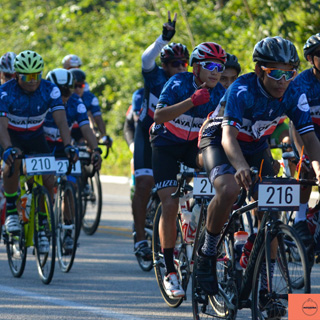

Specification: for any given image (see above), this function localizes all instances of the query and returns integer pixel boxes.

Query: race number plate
[55,159,81,176]
[79,151,90,159]
[258,179,300,211]
[25,156,56,176]
[193,172,215,199]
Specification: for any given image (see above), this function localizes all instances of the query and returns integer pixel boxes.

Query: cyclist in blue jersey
[132,11,189,261]
[0,50,77,253]
[290,33,320,244]
[197,36,320,318]
[219,53,241,89]
[151,41,227,298]
[69,69,112,148]
[0,52,16,85]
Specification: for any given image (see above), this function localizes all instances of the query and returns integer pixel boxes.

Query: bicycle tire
[34,186,56,284]
[251,224,310,319]
[5,225,27,278]
[56,181,79,273]
[81,171,102,235]
[133,193,160,272]
[152,203,184,308]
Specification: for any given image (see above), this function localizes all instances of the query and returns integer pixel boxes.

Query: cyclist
[219,53,241,89]
[151,41,227,297]
[44,68,102,251]
[123,88,144,199]
[0,52,16,85]
[0,50,77,253]
[62,54,89,92]
[290,33,320,243]
[197,36,320,318]
[69,69,112,148]
[132,11,189,261]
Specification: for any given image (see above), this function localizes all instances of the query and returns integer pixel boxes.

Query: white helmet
[0,52,16,73]
[46,68,73,87]
[62,54,82,69]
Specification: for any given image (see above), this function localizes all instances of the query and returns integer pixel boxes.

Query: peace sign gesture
[162,11,177,41]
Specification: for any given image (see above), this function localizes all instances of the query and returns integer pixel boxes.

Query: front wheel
[251,224,310,319]
[152,203,184,308]
[81,171,102,235]
[34,186,56,284]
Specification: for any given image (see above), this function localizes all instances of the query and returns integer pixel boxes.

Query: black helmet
[160,43,189,62]
[225,53,241,75]
[253,36,300,68]
[303,33,320,60]
[70,69,86,82]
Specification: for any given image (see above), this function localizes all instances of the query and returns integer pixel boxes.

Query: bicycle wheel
[56,181,79,273]
[192,229,238,320]
[251,224,310,319]
[133,192,159,272]
[34,186,56,284]
[152,203,184,308]
[5,225,27,278]
[81,171,102,235]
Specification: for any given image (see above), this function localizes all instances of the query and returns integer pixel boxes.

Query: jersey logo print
[1,92,7,99]
[171,81,182,90]
[237,86,247,97]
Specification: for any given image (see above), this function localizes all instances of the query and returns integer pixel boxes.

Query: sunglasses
[3,73,15,79]
[75,83,85,89]
[261,66,297,81]
[170,60,188,68]
[18,72,42,82]
[198,61,225,73]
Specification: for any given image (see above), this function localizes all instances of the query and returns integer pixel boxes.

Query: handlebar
[171,171,194,199]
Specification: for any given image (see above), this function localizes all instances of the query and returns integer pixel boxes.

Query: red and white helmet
[189,42,227,66]
[62,54,82,69]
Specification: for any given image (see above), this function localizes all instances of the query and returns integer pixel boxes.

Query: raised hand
[191,82,210,106]
[162,11,177,41]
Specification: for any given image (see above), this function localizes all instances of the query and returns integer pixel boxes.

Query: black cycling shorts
[134,121,153,177]
[152,140,199,191]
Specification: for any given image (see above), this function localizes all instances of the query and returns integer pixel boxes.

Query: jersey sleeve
[75,100,90,127]
[88,94,102,117]
[0,88,9,116]
[49,85,65,112]
[156,75,179,109]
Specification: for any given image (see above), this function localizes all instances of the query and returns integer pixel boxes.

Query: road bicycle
[133,186,160,272]
[192,172,311,320]
[4,153,56,284]
[54,157,81,273]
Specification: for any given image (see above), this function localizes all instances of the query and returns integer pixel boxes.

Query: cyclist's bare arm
[0,117,12,150]
[52,109,72,146]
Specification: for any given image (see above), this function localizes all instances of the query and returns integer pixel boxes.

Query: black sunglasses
[170,60,188,68]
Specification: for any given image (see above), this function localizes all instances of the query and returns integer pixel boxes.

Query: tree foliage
[1,0,319,175]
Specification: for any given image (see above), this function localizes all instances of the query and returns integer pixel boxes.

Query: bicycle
[133,186,160,272]
[77,144,107,235]
[54,157,81,273]
[192,171,311,320]
[152,168,213,308]
[4,153,56,284]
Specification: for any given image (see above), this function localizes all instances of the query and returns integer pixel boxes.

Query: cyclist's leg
[197,145,240,295]
[132,122,154,255]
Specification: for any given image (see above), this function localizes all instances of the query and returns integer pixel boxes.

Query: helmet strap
[193,64,204,85]
[312,57,320,77]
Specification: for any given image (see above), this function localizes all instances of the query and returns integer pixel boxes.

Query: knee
[216,181,239,202]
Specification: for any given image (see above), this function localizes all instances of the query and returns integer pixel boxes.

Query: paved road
[0,177,319,320]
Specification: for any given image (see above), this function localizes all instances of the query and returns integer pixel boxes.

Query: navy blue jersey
[151,72,225,146]
[208,72,313,155]
[81,90,101,117]
[293,68,320,139]
[44,93,89,142]
[0,79,64,139]
[139,65,168,130]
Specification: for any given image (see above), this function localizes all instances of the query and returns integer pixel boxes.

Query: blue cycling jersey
[44,93,89,142]
[293,68,320,139]
[139,65,168,130]
[81,90,102,117]
[206,72,313,155]
[151,72,225,146]
[0,79,64,139]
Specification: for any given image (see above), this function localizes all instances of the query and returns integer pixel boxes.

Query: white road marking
[0,285,144,320]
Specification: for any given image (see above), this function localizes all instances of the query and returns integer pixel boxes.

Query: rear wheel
[81,171,102,235]
[34,186,56,284]
[56,181,79,273]
[152,204,184,308]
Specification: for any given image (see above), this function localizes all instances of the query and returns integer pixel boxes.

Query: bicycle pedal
[153,260,165,268]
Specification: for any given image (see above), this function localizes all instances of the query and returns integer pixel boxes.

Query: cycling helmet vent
[303,33,320,60]
[14,50,44,73]
[0,52,16,73]
[225,53,241,75]
[46,68,73,87]
[160,43,189,62]
[190,42,227,66]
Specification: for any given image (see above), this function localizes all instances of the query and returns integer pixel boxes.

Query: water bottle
[234,231,248,269]
[191,203,201,230]
[181,209,194,243]
[20,192,32,222]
